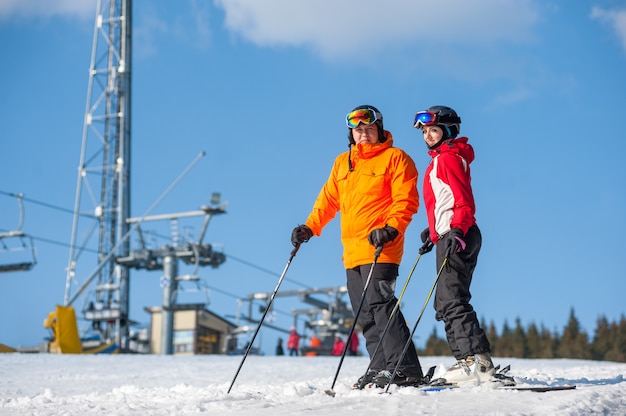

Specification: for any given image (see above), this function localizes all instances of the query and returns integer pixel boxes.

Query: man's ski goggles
[413,111,439,128]
[346,108,380,128]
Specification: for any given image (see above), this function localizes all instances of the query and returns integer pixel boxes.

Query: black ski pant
[346,263,423,378]
[434,225,491,360]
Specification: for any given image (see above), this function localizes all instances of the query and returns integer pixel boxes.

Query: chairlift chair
[0,193,37,272]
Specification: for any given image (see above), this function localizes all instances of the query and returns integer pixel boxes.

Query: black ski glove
[291,224,313,247]
[367,225,399,248]
[418,227,433,254]
[444,228,466,258]
[419,240,434,255]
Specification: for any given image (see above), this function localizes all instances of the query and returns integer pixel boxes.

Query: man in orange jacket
[291,105,424,388]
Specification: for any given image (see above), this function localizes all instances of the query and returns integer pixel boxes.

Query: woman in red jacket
[286,327,300,356]
[414,105,493,384]
[291,105,424,388]
[331,336,346,356]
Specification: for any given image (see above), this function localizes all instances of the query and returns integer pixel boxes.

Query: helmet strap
[348,143,354,171]
[377,123,386,143]
[428,139,445,150]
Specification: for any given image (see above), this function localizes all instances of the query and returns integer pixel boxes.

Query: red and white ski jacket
[423,137,477,244]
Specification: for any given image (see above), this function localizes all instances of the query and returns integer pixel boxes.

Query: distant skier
[331,336,345,356]
[348,331,359,356]
[287,327,300,356]
[276,338,285,356]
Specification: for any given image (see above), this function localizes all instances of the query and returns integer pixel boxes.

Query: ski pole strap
[290,243,300,258]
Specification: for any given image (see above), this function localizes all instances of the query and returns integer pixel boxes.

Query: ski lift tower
[64,0,133,351]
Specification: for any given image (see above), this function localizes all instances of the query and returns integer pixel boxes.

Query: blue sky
[1,0,625,355]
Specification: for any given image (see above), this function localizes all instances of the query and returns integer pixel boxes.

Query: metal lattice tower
[64,0,132,351]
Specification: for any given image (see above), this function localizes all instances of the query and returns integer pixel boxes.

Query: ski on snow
[359,365,576,394]
[417,383,576,393]
[418,364,576,393]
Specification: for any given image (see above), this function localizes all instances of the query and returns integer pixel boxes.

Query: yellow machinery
[43,305,82,354]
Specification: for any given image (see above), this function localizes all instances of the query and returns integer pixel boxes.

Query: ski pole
[227,244,300,394]
[384,257,448,394]
[325,245,383,397]
[355,250,425,389]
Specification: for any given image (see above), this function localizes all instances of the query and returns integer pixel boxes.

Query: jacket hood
[354,130,394,159]
[428,136,474,164]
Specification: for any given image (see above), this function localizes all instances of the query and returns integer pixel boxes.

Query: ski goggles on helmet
[346,108,380,128]
[413,110,439,128]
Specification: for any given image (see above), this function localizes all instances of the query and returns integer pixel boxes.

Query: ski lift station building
[145,304,237,355]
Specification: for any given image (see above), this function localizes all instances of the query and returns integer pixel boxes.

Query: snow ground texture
[1,354,625,415]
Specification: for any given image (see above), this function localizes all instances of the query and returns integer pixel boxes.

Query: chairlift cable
[0,190,93,218]
[1,190,313,317]
[225,252,312,289]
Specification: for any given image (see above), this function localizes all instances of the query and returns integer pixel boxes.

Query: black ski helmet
[347,105,386,144]
[424,105,461,139]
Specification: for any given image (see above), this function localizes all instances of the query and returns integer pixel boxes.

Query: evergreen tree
[525,322,541,358]
[557,308,590,359]
[418,312,625,362]
[486,320,499,356]
[421,326,449,356]
[510,318,527,358]
[498,320,514,357]
[616,315,626,362]
[538,324,556,358]
[603,315,626,362]
[591,316,612,361]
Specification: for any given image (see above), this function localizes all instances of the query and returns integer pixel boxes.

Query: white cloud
[132,5,169,59]
[128,1,213,59]
[591,6,626,52]
[172,0,212,50]
[213,0,540,61]
[485,86,535,111]
[0,0,95,20]
[1,0,540,64]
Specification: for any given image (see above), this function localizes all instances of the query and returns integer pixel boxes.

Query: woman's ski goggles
[346,108,380,128]
[413,111,439,128]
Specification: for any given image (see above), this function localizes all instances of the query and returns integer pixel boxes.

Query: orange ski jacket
[304,132,419,269]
